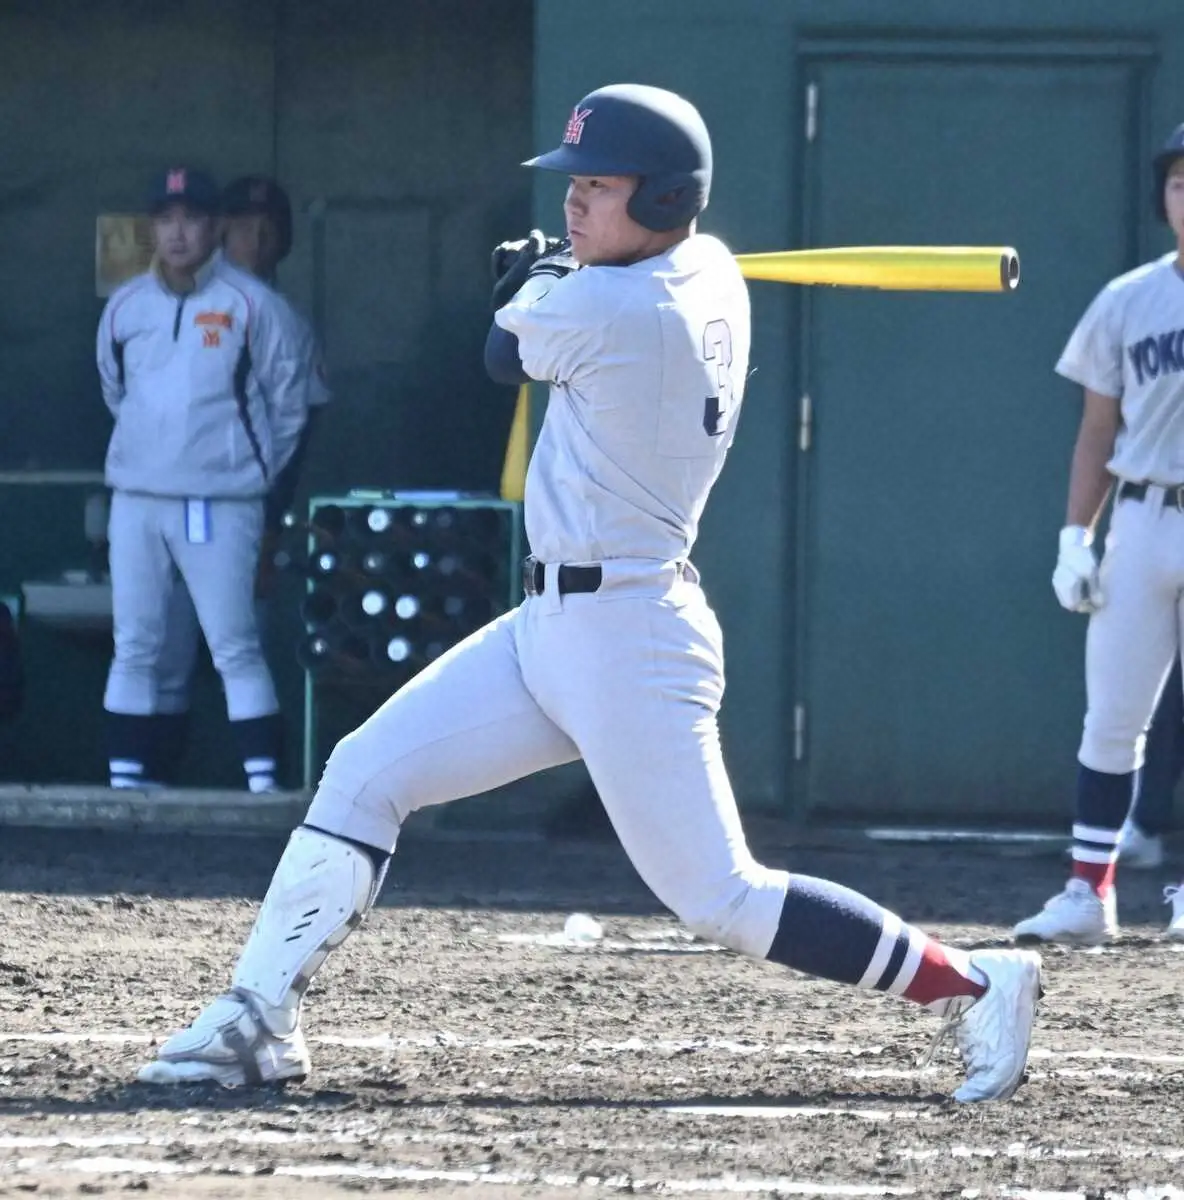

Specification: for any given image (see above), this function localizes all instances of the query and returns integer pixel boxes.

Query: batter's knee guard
[665,862,790,960]
[231,826,377,1036]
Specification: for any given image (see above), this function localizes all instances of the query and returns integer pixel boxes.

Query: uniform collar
[152,248,223,296]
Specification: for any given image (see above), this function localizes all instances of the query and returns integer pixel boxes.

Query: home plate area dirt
[3,823,1184,1198]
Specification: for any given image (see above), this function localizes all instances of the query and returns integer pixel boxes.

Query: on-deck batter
[136,85,1040,1103]
[1014,124,1184,944]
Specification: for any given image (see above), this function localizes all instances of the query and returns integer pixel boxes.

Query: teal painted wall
[533,0,1184,818]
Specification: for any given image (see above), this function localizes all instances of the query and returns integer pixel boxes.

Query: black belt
[1118,481,1184,510]
[522,555,602,597]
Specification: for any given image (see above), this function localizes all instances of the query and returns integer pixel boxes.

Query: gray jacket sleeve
[250,293,310,477]
[96,297,125,416]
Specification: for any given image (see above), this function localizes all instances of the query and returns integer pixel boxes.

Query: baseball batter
[150,175,332,786]
[137,86,1040,1103]
[98,167,310,794]
[1014,124,1184,944]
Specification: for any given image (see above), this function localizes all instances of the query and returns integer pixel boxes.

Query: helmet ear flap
[626,171,703,233]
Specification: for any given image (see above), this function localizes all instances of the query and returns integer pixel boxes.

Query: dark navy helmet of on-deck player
[1153,123,1184,222]
[524,83,712,233]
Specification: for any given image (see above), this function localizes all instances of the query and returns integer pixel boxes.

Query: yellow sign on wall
[95,214,155,298]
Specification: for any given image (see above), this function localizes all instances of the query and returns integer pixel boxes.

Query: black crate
[298,492,523,786]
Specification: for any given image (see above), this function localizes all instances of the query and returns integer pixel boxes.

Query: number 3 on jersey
[702,319,734,437]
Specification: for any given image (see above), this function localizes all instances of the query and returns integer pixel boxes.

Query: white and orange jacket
[97,251,311,499]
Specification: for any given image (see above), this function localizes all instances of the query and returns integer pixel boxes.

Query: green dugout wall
[0,0,534,787]
[534,0,1184,820]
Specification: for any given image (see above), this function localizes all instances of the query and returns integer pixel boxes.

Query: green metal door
[796,46,1151,821]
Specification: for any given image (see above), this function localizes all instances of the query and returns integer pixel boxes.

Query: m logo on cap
[563,106,593,145]
[166,169,187,194]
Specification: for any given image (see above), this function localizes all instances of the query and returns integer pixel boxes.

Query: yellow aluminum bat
[734,246,1020,293]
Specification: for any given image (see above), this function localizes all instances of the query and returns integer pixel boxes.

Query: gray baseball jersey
[494,233,750,564]
[303,230,790,969]
[1057,252,1184,484]
[97,251,310,497]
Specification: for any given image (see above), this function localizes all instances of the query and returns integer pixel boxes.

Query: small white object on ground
[563,912,603,942]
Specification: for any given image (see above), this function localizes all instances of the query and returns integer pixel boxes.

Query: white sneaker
[137,991,309,1087]
[1117,822,1165,870]
[1012,877,1117,945]
[948,949,1043,1103]
[1164,884,1184,941]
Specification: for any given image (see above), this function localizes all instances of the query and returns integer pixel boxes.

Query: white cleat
[137,991,309,1087]
[951,949,1043,1103]
[1012,878,1117,946]
[1116,822,1165,871]
[1163,884,1184,941]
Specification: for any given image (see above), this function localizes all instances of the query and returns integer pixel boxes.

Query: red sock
[1072,856,1116,896]
[901,939,987,1010]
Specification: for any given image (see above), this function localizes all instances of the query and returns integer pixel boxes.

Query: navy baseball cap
[146,167,221,215]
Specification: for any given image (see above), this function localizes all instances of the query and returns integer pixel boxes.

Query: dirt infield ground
[3,819,1184,1199]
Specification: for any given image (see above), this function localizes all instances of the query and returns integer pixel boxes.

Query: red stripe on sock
[1072,857,1115,896]
[901,940,986,1008]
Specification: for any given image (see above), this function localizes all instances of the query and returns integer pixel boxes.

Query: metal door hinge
[805,83,818,142]
[793,703,807,762]
[798,392,813,452]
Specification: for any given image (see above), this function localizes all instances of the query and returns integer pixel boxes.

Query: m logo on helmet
[563,106,593,145]
[166,169,187,194]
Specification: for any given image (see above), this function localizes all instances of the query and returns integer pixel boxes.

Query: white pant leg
[165,498,278,720]
[155,581,203,714]
[521,581,789,960]
[1080,497,1179,773]
[305,608,581,851]
[104,492,179,715]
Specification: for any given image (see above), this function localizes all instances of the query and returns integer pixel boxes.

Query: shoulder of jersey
[107,271,156,305]
[1103,252,1177,295]
[215,257,275,302]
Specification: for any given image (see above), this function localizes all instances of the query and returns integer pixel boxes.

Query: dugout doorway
[791,40,1156,821]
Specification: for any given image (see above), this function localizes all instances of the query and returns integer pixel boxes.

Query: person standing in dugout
[147,175,332,786]
[1014,125,1184,944]
[97,167,310,794]
[136,86,1041,1103]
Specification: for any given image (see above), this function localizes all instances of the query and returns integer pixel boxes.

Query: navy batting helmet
[1153,123,1184,222]
[222,175,294,261]
[524,83,712,233]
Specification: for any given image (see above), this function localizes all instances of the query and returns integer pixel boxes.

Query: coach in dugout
[146,175,333,787]
[97,167,310,794]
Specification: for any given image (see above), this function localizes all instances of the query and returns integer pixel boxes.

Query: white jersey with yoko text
[494,233,750,564]
[1056,253,1184,484]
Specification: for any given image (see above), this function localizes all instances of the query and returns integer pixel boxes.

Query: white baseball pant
[306,562,789,957]
[104,491,278,720]
[1079,489,1184,774]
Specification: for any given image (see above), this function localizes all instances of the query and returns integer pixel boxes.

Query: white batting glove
[1052,525,1103,613]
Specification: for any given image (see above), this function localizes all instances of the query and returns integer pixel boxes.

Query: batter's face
[564,174,684,266]
[223,212,284,279]
[152,205,219,273]
[1166,159,1184,243]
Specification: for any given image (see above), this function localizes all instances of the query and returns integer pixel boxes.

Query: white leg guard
[231,825,377,1035]
[137,828,375,1087]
